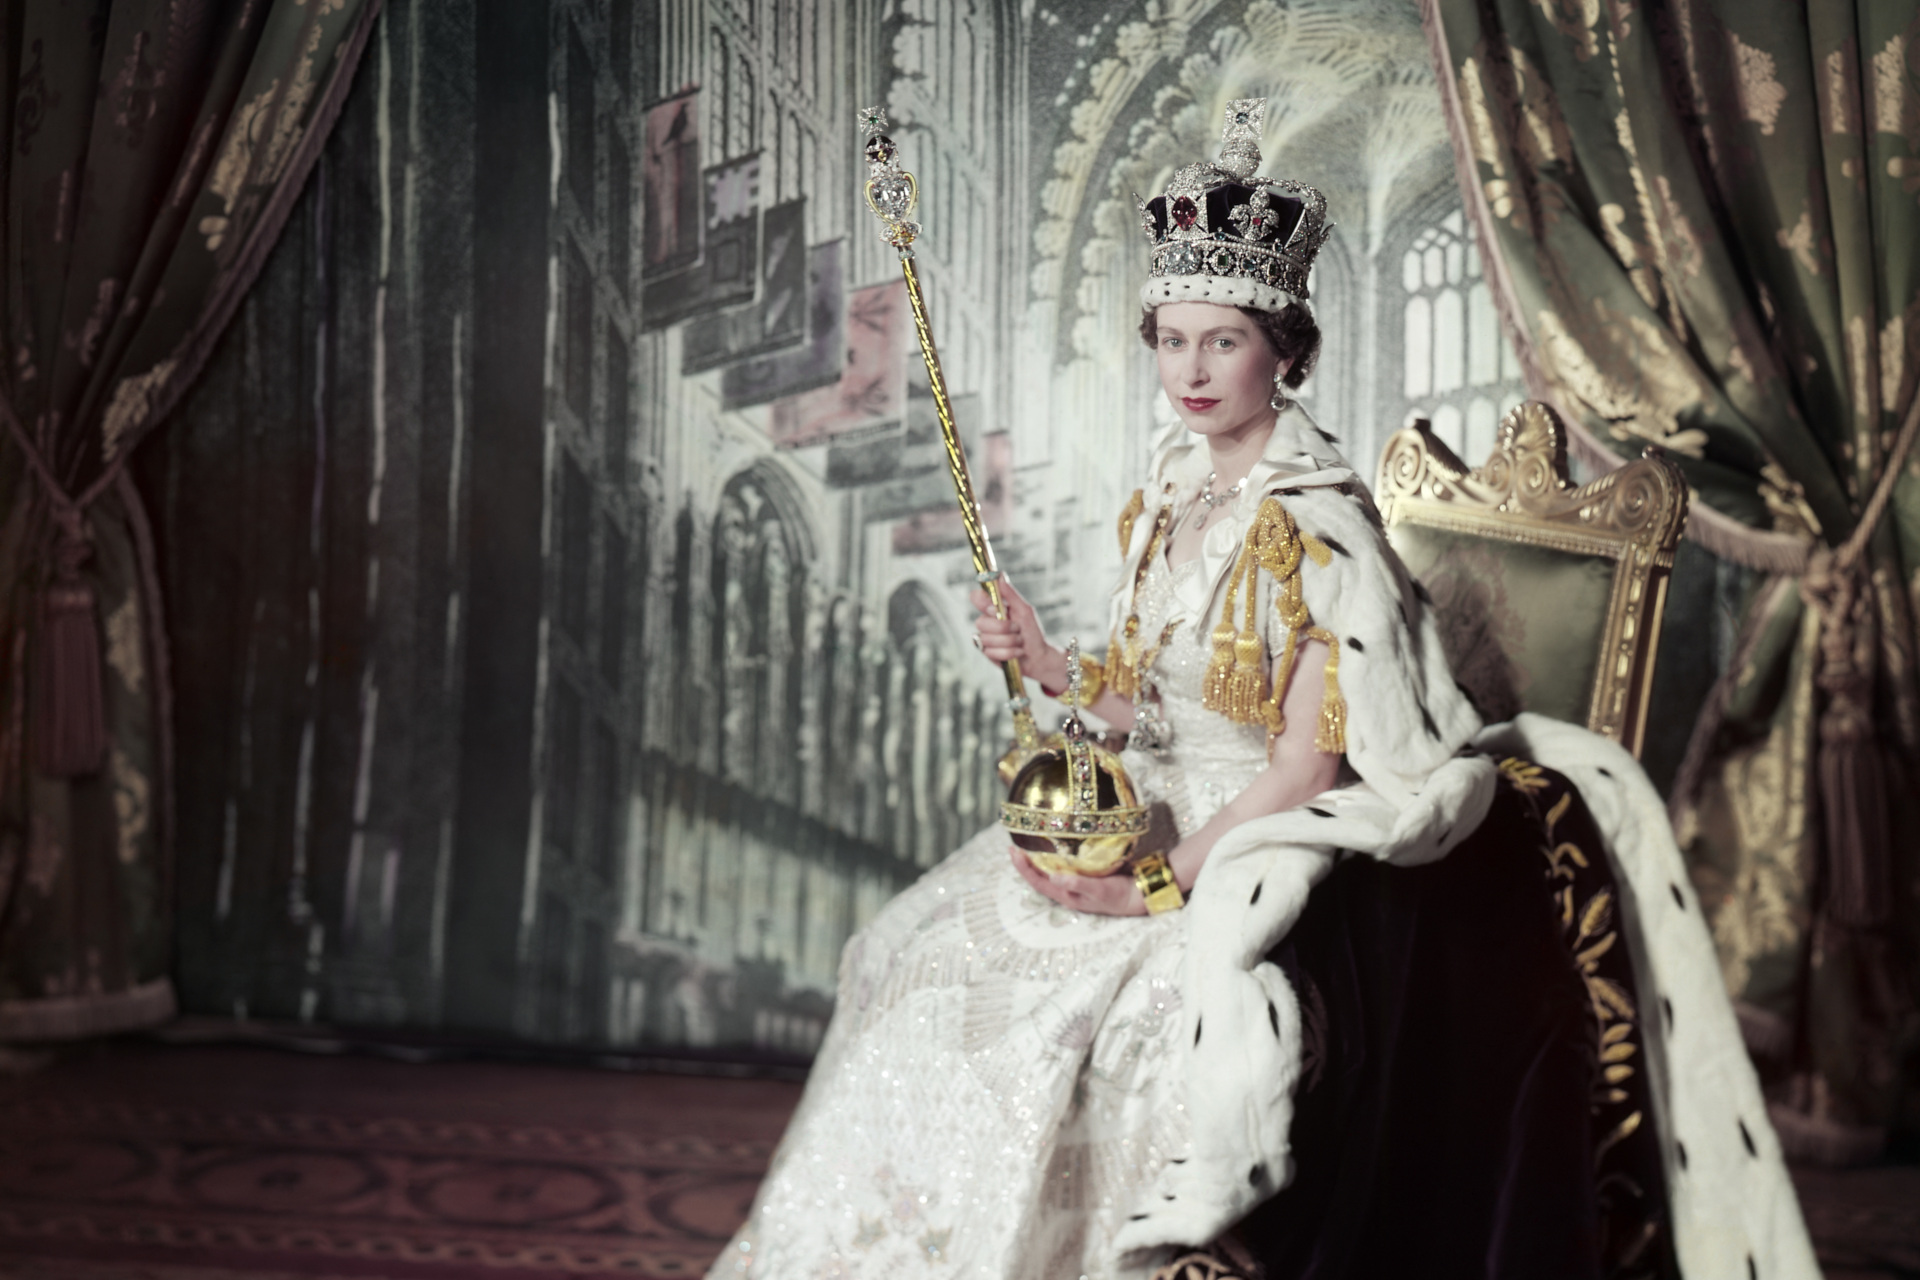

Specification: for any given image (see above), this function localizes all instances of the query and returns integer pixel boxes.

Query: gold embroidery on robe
[1117,488,1145,556]
[1107,502,1172,700]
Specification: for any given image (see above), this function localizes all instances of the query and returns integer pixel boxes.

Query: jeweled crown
[1138,99,1332,312]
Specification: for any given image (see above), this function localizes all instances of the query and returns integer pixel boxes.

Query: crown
[1137,99,1332,313]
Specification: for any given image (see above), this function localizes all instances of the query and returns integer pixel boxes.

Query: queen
[714,101,1816,1280]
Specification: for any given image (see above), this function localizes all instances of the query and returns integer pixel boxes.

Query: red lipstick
[1181,397,1220,411]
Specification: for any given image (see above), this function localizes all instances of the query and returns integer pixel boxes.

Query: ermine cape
[1106,405,1816,1280]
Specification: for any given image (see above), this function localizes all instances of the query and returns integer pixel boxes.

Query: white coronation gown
[715,555,1261,1280]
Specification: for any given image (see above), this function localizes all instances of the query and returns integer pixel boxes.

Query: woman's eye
[1212,338,1234,350]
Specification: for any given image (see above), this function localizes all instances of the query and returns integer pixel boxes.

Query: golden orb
[999,717,1148,877]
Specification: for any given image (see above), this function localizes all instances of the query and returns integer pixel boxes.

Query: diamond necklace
[1191,471,1242,529]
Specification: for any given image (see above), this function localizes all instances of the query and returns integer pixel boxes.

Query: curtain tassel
[33,511,108,778]
[1809,555,1890,930]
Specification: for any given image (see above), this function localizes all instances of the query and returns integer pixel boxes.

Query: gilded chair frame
[1375,402,1689,757]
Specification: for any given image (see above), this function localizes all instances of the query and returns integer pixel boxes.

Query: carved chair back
[1374,402,1689,757]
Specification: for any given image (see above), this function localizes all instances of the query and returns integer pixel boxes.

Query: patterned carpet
[0,1042,800,1279]
[0,1040,1913,1279]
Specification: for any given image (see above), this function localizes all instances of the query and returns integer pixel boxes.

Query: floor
[0,1040,1913,1279]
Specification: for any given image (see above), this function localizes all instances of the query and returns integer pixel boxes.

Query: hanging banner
[680,199,809,374]
[642,90,700,276]
[892,430,1012,554]
[860,392,982,519]
[768,279,906,447]
[721,239,845,409]
[643,154,761,330]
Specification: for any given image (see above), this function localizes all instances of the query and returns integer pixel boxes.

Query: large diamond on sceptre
[858,105,920,248]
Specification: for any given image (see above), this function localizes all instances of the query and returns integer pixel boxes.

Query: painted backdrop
[144,0,1729,1054]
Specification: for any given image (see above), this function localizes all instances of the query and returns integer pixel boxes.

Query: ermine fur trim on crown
[1142,274,1306,315]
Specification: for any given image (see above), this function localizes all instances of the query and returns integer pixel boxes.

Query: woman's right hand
[970,576,1070,694]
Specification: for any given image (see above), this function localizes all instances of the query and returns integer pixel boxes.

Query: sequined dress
[715,552,1269,1280]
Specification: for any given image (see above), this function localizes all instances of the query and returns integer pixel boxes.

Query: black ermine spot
[1321,536,1351,557]
[1250,882,1263,905]
[1412,579,1433,605]
[1419,704,1440,739]
[1348,637,1365,653]
[1676,1141,1688,1169]
[1670,883,1685,909]
[1662,997,1673,1028]
[1315,427,1339,443]
[1597,766,1614,779]
[1268,1001,1279,1037]
[1194,1018,1203,1047]
[1307,806,1334,818]
[1129,1214,1147,1222]
[1739,1120,1757,1157]
[1248,1164,1266,1186]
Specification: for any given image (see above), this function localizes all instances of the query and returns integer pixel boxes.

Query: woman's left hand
[1008,846,1146,916]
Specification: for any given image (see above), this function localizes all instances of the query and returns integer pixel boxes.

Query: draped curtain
[1420,0,1920,1157]
[0,0,379,1040]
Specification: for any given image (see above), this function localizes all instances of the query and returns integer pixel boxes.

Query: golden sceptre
[856,107,1146,876]
[855,106,1040,773]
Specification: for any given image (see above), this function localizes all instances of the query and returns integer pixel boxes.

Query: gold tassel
[1308,626,1346,754]
[1224,559,1270,722]
[1225,626,1268,723]
[1203,545,1254,718]
[1203,497,1346,746]
[1202,615,1239,712]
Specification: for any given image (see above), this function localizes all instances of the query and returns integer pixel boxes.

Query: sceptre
[854,108,1149,878]
[856,106,1041,779]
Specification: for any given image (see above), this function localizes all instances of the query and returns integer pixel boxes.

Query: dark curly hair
[1138,302,1321,389]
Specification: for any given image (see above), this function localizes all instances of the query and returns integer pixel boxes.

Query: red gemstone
[1171,196,1199,229]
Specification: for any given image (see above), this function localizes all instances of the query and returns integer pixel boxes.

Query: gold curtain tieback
[1133,851,1185,914]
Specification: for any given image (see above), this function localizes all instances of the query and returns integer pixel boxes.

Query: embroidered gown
[717,553,1262,1279]
[713,407,1821,1280]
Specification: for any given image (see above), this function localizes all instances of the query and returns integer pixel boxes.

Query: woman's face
[1151,301,1290,445]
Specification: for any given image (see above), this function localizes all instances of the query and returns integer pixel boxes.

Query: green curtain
[1421,0,1920,1155]
[0,0,380,1041]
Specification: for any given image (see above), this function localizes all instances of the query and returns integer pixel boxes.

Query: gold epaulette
[1200,496,1347,753]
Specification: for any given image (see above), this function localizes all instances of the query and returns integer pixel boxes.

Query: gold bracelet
[1133,851,1185,914]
